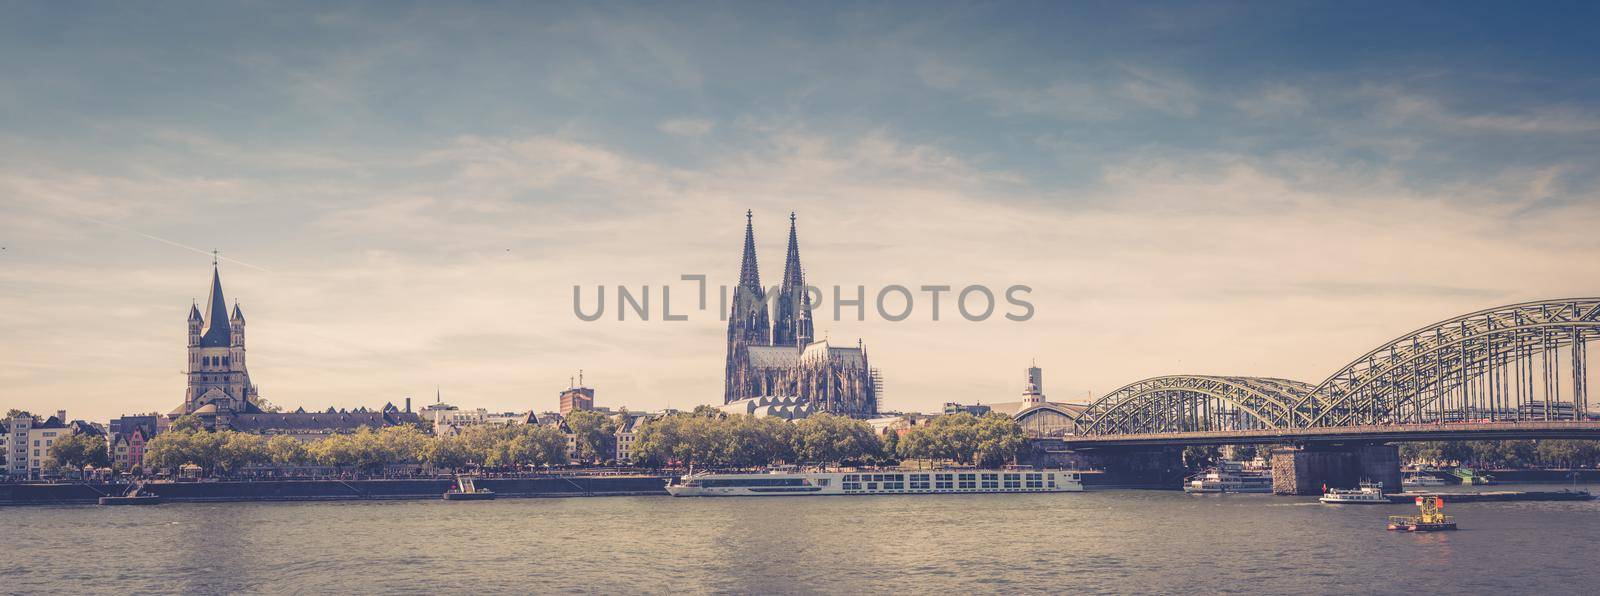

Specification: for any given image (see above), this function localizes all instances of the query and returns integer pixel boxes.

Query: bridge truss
[1076,298,1599,436]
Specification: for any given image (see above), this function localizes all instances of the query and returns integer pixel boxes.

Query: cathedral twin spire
[728,210,812,349]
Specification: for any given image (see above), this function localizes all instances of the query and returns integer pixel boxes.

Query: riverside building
[161,261,422,436]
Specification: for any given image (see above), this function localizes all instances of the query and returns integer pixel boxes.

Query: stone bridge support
[1271,444,1401,495]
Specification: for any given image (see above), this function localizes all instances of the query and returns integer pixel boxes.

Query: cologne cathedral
[722,211,879,418]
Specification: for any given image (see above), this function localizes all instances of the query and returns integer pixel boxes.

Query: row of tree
[1400,440,1600,469]
[136,416,569,475]
[40,409,1031,476]
[630,411,1026,469]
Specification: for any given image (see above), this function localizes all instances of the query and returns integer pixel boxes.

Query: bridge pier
[1271,444,1400,495]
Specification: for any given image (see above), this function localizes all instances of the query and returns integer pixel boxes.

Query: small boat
[1387,496,1457,531]
[1319,481,1389,504]
[1183,461,1273,493]
[99,482,161,506]
[443,477,496,501]
[1402,473,1448,488]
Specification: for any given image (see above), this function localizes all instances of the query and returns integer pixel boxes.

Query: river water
[4,483,1597,594]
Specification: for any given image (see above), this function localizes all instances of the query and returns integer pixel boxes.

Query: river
[3,483,1597,594]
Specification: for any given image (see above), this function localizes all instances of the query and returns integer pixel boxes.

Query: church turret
[772,211,810,347]
[230,302,246,347]
[187,303,202,347]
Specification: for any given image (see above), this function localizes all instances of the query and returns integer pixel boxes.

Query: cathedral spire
[198,262,233,347]
[726,209,771,403]
[772,211,808,347]
[738,209,760,288]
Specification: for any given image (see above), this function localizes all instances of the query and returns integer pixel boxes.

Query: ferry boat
[1319,481,1390,504]
[1402,472,1448,488]
[1183,461,1273,494]
[1387,496,1457,532]
[665,469,1084,497]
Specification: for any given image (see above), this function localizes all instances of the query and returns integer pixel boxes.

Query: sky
[2,2,1599,423]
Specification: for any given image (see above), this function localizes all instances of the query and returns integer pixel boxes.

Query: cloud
[658,118,715,136]
[1373,88,1600,134]
[1235,84,1311,119]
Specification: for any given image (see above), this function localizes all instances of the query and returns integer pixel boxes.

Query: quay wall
[0,476,669,506]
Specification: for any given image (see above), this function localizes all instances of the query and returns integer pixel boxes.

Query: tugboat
[1387,496,1457,532]
[1319,481,1389,504]
[443,476,496,501]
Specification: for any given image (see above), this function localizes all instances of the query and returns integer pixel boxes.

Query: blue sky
[2,2,1598,421]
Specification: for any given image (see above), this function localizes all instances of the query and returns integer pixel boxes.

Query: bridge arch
[1298,298,1599,427]
[1078,375,1317,436]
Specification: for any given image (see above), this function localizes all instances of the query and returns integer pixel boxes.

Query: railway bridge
[1054,298,1599,493]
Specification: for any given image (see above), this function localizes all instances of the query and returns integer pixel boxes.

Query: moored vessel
[1183,461,1272,493]
[1319,481,1389,504]
[99,482,161,506]
[1402,472,1448,488]
[443,476,496,501]
[666,469,1083,497]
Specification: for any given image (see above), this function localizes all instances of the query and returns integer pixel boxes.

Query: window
[222,357,230,366]
[935,473,954,490]
[958,473,976,489]
[1026,473,1043,488]
[981,473,999,489]
[1004,473,1022,489]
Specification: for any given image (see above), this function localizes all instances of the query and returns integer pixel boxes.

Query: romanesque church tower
[180,262,260,420]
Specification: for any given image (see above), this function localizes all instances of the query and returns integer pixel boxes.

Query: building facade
[559,379,595,417]
[723,211,878,418]
[4,411,93,479]
[162,263,421,436]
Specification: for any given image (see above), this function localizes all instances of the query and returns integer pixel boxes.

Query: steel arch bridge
[1075,298,1599,437]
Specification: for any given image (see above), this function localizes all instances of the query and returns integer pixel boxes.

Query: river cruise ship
[666,469,1084,497]
[1183,461,1273,493]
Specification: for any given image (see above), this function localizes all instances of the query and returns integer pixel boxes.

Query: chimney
[405,397,412,413]
[57,410,67,422]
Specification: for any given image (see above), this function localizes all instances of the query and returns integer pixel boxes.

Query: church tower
[771,212,813,348]
[181,260,259,419]
[724,210,771,403]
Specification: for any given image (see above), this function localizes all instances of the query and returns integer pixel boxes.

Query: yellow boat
[1387,496,1456,532]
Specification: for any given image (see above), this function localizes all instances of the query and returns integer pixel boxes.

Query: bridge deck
[1057,421,1600,448]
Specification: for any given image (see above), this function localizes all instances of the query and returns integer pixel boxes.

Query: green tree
[793,413,879,465]
[1182,445,1221,470]
[170,414,205,432]
[426,434,473,470]
[217,432,267,474]
[266,435,309,467]
[44,432,111,472]
[565,410,619,463]
[972,413,1026,468]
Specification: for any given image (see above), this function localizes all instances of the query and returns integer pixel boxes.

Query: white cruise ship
[665,469,1084,497]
